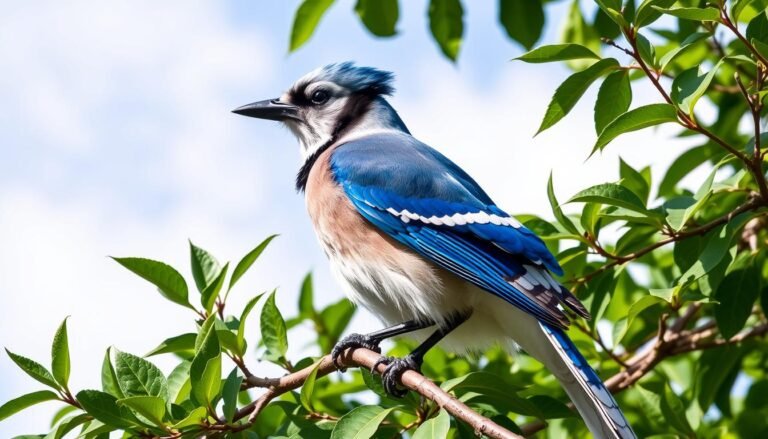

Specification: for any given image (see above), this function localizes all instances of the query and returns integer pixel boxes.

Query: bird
[233,62,636,439]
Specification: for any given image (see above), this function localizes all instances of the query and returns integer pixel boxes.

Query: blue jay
[234,62,636,438]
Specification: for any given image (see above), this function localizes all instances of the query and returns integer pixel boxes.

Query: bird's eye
[310,89,330,105]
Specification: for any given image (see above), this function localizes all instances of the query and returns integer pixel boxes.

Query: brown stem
[232,349,522,439]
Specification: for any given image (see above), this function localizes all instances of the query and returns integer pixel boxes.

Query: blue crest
[293,62,395,96]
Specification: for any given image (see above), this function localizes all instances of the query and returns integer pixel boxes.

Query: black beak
[232,99,300,121]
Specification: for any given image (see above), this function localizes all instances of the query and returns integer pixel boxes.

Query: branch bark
[233,348,522,439]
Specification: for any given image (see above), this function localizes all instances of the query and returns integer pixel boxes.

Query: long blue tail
[541,323,636,439]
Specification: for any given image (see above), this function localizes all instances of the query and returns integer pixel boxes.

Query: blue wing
[330,132,588,329]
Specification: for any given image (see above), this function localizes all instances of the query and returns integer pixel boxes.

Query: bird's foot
[331,333,382,372]
[371,355,421,398]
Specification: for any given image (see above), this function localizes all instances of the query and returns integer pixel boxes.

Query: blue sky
[0,1,695,434]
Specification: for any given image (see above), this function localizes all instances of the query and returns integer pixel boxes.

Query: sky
[0,0,700,435]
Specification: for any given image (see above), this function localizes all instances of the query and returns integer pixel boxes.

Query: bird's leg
[331,319,435,371]
[374,311,471,397]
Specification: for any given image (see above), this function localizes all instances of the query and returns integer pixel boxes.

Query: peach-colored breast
[305,146,402,262]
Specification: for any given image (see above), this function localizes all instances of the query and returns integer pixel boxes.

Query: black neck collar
[294,93,375,192]
[295,137,336,192]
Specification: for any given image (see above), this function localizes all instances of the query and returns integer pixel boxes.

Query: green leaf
[145,333,197,358]
[568,183,647,212]
[660,382,694,435]
[229,235,278,292]
[412,409,450,439]
[0,390,59,422]
[635,33,657,68]
[299,361,322,412]
[595,0,629,28]
[195,314,217,352]
[595,70,632,134]
[428,0,464,61]
[114,351,168,399]
[51,318,70,390]
[696,346,744,411]
[298,273,315,318]
[45,413,90,439]
[613,295,666,343]
[101,348,123,398]
[112,257,192,309]
[189,241,221,293]
[671,60,723,118]
[753,38,768,60]
[715,258,761,339]
[77,419,116,436]
[499,0,544,50]
[580,202,602,237]
[619,158,650,204]
[664,162,721,231]
[201,262,228,314]
[117,396,166,426]
[354,0,398,37]
[651,6,721,21]
[441,371,525,393]
[658,144,719,197]
[515,43,600,63]
[222,368,242,423]
[547,173,580,235]
[659,32,710,73]
[731,0,755,22]
[237,293,265,356]
[76,390,136,428]
[50,405,78,427]
[561,0,601,70]
[5,349,60,390]
[261,291,289,361]
[195,355,222,407]
[634,0,676,27]
[330,405,396,439]
[289,0,335,52]
[190,327,221,405]
[318,298,356,351]
[537,58,619,134]
[167,361,191,404]
[528,394,578,419]
[172,406,207,428]
[593,103,678,153]
[679,213,753,284]
[746,9,768,43]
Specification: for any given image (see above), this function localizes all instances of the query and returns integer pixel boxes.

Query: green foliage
[428,0,464,61]
[5,1,768,437]
[355,0,398,37]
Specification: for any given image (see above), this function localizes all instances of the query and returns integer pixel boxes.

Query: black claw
[371,356,392,373]
[377,355,420,398]
[331,333,381,372]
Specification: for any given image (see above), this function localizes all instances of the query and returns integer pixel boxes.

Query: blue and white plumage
[234,62,636,439]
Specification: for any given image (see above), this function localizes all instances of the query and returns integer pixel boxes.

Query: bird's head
[233,62,408,159]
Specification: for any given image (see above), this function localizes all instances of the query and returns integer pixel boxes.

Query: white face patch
[386,208,523,228]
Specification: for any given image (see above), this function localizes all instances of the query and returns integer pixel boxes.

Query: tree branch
[233,349,523,439]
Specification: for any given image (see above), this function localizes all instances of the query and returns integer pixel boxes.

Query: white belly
[325,244,518,354]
